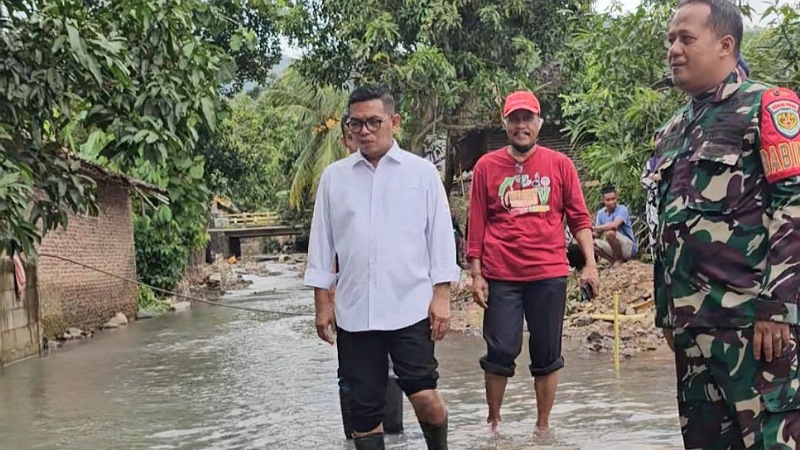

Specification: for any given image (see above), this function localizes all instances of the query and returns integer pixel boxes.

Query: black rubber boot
[353,433,386,449]
[420,416,448,450]
[383,376,404,435]
[338,385,353,440]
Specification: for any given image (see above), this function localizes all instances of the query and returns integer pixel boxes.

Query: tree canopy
[0,0,281,291]
[284,0,592,155]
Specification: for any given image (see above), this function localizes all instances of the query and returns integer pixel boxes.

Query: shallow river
[0,264,682,449]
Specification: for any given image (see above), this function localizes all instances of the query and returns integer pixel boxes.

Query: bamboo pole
[614,291,621,377]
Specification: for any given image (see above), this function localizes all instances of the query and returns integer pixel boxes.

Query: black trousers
[480,277,567,378]
[337,318,439,433]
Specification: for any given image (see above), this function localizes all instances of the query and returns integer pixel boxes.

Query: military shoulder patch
[759,87,800,183]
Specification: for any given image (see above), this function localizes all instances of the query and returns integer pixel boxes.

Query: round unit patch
[767,99,800,139]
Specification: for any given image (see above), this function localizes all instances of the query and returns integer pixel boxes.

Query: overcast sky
[594,0,789,26]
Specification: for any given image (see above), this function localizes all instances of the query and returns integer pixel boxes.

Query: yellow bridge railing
[212,212,278,228]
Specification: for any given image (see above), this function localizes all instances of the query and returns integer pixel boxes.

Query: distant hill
[271,54,294,76]
[234,53,296,94]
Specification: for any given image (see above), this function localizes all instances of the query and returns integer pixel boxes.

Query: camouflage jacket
[650,66,800,329]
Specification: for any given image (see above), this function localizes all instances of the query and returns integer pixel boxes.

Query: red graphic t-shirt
[467,145,592,281]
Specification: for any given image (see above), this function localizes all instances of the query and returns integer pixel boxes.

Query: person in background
[592,185,637,267]
[640,154,661,260]
[452,212,466,269]
[306,84,460,450]
[340,111,358,155]
[467,90,599,437]
[650,0,800,448]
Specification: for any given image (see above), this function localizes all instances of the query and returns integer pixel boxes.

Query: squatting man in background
[650,0,800,448]
[305,84,461,450]
[467,90,599,437]
[592,185,637,268]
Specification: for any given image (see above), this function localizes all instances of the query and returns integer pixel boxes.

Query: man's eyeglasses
[346,116,390,133]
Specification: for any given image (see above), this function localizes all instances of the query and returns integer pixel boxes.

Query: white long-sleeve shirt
[303,141,461,332]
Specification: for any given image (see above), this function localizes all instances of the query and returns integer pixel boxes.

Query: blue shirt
[595,205,638,255]
[304,141,461,332]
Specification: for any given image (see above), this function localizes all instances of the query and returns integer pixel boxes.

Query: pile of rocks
[199,256,253,291]
[57,311,130,342]
[236,254,307,278]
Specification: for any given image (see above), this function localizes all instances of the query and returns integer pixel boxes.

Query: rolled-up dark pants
[480,277,567,378]
[338,362,404,438]
[337,318,439,433]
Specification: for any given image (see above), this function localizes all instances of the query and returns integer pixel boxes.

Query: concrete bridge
[207,212,302,259]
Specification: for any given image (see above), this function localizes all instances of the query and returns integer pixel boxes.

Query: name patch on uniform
[759,88,800,183]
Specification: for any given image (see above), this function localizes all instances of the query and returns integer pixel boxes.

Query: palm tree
[261,67,350,208]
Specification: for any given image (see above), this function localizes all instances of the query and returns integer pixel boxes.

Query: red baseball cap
[503,91,541,118]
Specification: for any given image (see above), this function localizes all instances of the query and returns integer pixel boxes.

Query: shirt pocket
[685,143,744,215]
[387,186,426,235]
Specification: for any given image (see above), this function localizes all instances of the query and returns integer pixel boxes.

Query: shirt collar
[351,140,403,167]
[706,65,747,104]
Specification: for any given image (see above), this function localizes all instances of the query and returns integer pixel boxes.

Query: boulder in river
[136,311,155,320]
[171,301,192,312]
[62,327,85,340]
[102,312,129,329]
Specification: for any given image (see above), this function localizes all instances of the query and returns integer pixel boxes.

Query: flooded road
[0,265,682,449]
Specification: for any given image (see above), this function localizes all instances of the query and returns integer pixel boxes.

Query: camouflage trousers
[674,327,800,450]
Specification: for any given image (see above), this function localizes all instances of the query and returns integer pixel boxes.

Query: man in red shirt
[467,90,599,437]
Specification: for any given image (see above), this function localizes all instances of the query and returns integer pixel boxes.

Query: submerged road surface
[0,263,682,449]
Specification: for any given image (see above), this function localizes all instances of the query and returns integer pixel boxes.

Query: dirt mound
[449,260,666,357]
[564,260,663,357]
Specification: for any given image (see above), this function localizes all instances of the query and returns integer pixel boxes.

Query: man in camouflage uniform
[650,0,800,448]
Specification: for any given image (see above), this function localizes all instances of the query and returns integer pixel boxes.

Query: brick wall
[37,181,138,338]
[0,257,41,367]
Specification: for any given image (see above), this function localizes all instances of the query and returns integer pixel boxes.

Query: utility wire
[38,253,313,317]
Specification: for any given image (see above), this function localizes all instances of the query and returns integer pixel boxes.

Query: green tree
[743,1,800,91]
[0,0,277,291]
[1,0,133,256]
[261,67,350,208]
[199,0,284,95]
[283,0,591,159]
[199,93,298,212]
[559,0,684,215]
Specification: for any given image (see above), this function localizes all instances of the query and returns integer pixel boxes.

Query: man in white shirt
[333,110,405,440]
[304,84,461,450]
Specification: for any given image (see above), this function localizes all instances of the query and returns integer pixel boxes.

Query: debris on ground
[238,254,307,278]
[449,260,666,357]
[61,327,93,340]
[449,271,483,336]
[564,260,663,356]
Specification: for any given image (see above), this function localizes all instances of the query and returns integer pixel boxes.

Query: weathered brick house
[36,161,165,339]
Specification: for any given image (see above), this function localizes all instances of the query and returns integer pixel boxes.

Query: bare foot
[533,426,554,439]
[487,417,501,436]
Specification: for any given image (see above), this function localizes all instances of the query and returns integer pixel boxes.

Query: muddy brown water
[0,264,682,449]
